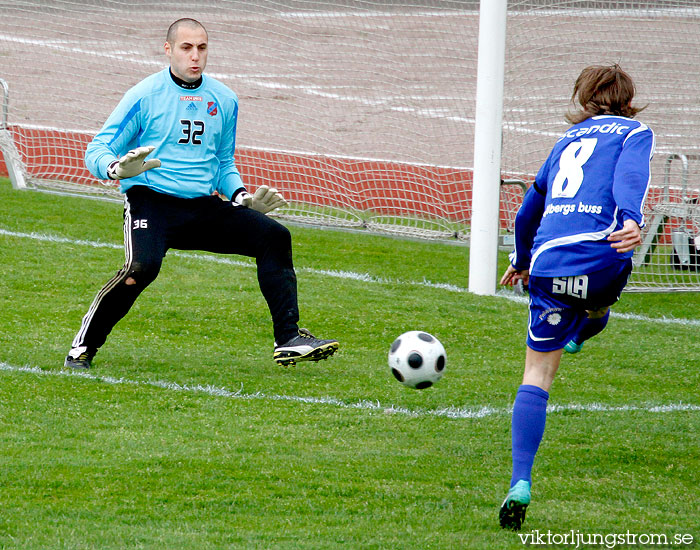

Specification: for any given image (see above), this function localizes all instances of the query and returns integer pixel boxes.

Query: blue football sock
[510,384,549,488]
[572,310,610,345]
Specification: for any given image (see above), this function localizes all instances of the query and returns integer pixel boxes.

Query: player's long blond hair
[566,64,645,124]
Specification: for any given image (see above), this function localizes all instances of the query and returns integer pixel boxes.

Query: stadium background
[1,1,699,262]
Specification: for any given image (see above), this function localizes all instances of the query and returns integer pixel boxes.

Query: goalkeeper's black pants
[70,185,300,353]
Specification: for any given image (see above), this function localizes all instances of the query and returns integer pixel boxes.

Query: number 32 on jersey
[179,119,205,145]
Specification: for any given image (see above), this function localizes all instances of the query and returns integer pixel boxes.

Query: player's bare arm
[608,218,642,253]
[500,265,529,287]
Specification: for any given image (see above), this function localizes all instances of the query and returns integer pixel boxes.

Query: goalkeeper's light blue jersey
[510,115,655,277]
[85,67,244,199]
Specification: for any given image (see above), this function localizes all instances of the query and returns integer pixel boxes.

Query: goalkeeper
[65,18,338,370]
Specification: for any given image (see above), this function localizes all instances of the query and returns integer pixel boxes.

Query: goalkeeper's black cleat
[274,328,339,367]
[499,480,531,531]
[64,348,96,370]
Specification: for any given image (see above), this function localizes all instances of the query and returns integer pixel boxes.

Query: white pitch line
[2,227,700,328]
[2,32,477,132]
[3,29,475,123]
[1,362,698,419]
[276,10,480,19]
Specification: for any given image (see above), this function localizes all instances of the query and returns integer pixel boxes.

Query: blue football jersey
[511,115,655,277]
[85,68,244,199]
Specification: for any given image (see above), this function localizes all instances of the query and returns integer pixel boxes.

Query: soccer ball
[388,331,446,389]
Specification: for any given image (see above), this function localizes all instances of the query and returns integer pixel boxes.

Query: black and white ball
[388,331,446,389]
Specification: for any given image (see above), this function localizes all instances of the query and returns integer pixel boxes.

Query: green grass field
[1,178,698,549]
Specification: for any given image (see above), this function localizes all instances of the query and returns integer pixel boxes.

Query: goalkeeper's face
[165,25,209,83]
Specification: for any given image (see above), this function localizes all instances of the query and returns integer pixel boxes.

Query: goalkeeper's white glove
[233,185,288,214]
[107,146,161,180]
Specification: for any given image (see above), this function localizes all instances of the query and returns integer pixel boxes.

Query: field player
[65,18,338,369]
[498,64,654,530]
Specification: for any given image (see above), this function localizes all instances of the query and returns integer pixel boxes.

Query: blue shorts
[525,260,633,352]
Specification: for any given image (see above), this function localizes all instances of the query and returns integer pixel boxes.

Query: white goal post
[468,0,507,295]
[1,1,699,292]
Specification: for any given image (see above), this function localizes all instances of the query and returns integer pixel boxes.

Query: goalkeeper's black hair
[566,64,646,124]
[166,18,208,44]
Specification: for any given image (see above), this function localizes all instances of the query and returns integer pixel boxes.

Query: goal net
[0,1,482,240]
[1,1,699,291]
[502,1,700,291]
